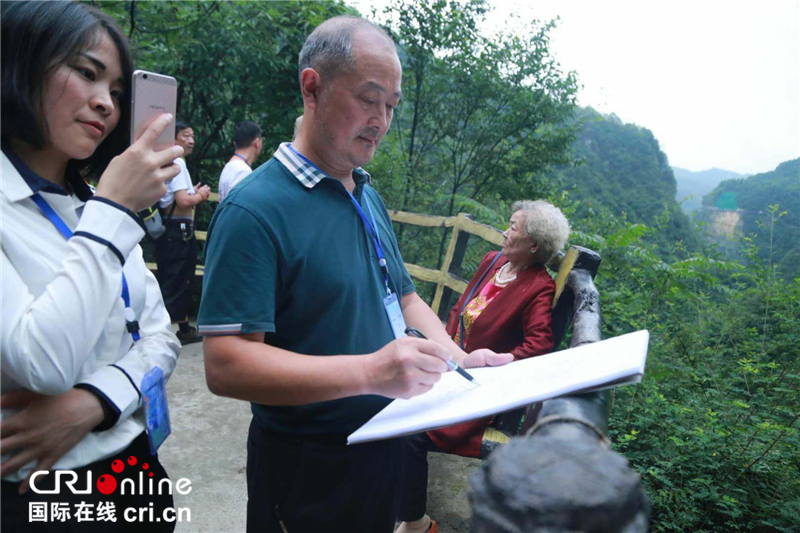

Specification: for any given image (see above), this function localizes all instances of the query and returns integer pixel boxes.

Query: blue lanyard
[287,144,392,295]
[346,190,391,295]
[233,153,250,167]
[30,193,140,342]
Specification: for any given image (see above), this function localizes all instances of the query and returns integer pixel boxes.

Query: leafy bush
[594,206,800,531]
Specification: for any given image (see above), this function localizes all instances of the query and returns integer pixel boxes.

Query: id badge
[141,367,172,455]
[383,292,407,339]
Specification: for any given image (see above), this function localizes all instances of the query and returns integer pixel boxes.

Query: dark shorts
[398,432,442,522]
[246,418,406,533]
[1,432,175,533]
[154,219,197,321]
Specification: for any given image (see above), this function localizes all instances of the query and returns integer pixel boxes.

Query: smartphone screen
[130,70,178,151]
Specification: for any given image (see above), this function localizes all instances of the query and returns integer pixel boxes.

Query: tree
[98,0,356,196]
[369,0,579,266]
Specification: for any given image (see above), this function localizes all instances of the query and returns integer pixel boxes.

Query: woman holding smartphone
[1,2,181,531]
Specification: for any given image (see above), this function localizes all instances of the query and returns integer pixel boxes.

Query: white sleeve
[166,158,191,194]
[229,168,252,190]
[1,199,145,395]
[76,251,180,425]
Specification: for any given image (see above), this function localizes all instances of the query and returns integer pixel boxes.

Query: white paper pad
[347,330,649,444]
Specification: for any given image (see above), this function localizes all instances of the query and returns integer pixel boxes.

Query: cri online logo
[30,456,191,496]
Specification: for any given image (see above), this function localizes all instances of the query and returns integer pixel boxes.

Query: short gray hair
[511,200,571,264]
[298,16,394,83]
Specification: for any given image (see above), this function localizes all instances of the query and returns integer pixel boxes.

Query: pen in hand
[404,327,481,387]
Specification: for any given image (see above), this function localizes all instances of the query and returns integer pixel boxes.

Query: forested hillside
[673,167,743,214]
[545,107,701,250]
[700,159,800,279]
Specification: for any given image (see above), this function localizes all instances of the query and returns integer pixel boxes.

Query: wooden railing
[148,192,505,317]
[385,210,503,318]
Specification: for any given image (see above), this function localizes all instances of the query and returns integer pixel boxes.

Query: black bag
[139,202,176,240]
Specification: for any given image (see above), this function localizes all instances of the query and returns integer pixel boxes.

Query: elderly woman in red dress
[396,199,570,533]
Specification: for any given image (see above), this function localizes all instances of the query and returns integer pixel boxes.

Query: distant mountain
[700,159,799,279]
[548,107,701,250]
[673,167,744,214]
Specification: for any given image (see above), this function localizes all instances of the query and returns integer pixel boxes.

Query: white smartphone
[130,70,178,151]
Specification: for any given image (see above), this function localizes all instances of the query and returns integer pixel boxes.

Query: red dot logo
[142,463,149,470]
[149,472,154,477]
[127,456,137,466]
[111,460,124,473]
[97,474,117,495]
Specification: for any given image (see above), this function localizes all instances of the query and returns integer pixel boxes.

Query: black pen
[404,327,481,386]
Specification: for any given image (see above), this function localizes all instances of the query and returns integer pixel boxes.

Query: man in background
[155,119,210,344]
[218,120,262,202]
[293,115,303,140]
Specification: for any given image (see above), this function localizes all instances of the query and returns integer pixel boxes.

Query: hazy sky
[355,0,800,175]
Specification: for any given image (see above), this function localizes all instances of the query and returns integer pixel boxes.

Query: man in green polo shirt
[198,15,512,533]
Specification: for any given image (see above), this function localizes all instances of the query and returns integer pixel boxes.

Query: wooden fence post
[431,213,472,317]
[436,215,473,321]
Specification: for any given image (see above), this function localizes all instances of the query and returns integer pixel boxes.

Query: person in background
[218,120,262,202]
[293,115,303,141]
[154,120,210,344]
[1,2,181,530]
[197,15,513,533]
[397,200,571,533]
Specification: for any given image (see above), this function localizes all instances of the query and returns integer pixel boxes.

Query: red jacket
[428,251,555,457]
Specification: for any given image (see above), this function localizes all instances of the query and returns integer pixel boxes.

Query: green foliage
[96,0,356,229]
[700,159,800,280]
[673,167,743,214]
[591,207,800,531]
[368,0,579,267]
[545,107,702,252]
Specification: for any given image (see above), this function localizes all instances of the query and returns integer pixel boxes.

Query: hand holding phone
[93,71,182,212]
[95,114,183,212]
[130,70,178,150]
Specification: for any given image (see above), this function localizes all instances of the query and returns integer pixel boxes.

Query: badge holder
[383,291,408,339]
[141,367,172,455]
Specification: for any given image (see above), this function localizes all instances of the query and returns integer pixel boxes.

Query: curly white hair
[511,200,571,264]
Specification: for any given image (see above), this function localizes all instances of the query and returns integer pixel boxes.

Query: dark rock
[470,431,650,532]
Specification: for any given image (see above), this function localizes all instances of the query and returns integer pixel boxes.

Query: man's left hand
[461,349,514,369]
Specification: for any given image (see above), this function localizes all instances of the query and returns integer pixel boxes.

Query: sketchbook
[347,330,650,445]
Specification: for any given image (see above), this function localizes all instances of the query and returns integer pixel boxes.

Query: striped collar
[1,143,93,203]
[272,142,371,189]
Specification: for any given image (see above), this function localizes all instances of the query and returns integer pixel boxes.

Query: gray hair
[298,16,394,83]
[511,200,571,264]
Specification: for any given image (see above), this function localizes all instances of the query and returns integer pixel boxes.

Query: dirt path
[160,342,480,532]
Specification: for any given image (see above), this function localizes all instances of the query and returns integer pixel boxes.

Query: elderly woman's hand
[461,349,514,369]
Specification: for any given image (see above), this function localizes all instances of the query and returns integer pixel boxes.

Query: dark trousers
[398,433,441,522]
[1,432,175,533]
[246,418,406,533]
[154,219,197,322]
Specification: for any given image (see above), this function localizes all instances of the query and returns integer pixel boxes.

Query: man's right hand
[95,113,184,212]
[363,337,450,399]
[194,183,211,203]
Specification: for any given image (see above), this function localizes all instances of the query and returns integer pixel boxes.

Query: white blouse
[1,150,180,482]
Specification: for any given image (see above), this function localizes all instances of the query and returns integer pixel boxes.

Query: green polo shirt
[198,143,415,440]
